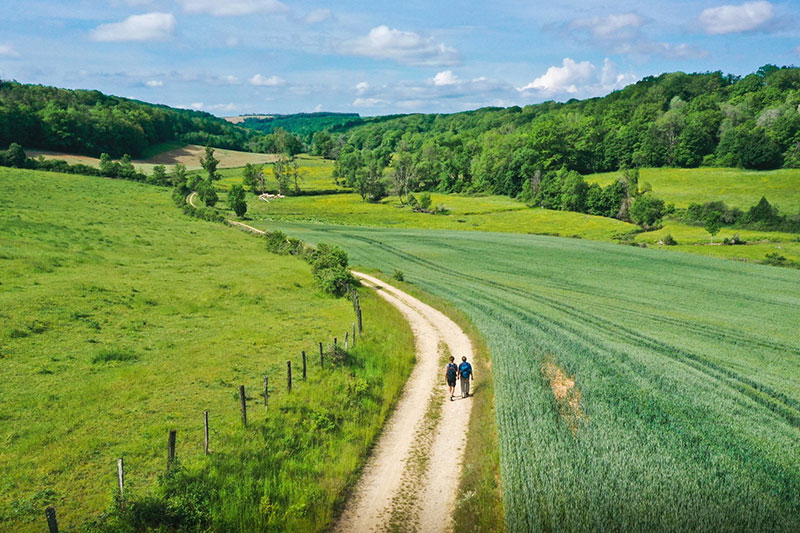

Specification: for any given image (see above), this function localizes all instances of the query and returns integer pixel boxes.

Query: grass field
[245,192,636,240]
[585,167,800,212]
[253,220,800,531]
[205,155,349,194]
[0,169,414,531]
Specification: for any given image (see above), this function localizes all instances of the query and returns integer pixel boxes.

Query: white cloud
[90,12,176,42]
[314,103,323,112]
[571,13,645,40]
[189,102,204,109]
[521,58,596,94]
[304,8,331,24]
[0,43,19,57]
[223,75,239,84]
[206,103,237,112]
[520,58,637,97]
[145,79,163,87]
[356,81,370,94]
[249,73,285,86]
[226,36,239,47]
[341,25,459,67]
[179,0,288,16]
[698,1,774,34]
[433,70,460,86]
[352,97,385,108]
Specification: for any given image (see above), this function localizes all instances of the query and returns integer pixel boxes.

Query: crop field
[585,167,800,212]
[0,169,414,531]
[26,143,277,172]
[253,219,800,531]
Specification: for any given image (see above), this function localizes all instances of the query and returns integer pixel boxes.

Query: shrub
[419,192,432,211]
[310,243,356,297]
[92,348,138,364]
[264,230,289,254]
[663,234,677,245]
[392,269,405,282]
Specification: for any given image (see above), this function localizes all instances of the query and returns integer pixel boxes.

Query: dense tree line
[240,112,362,141]
[0,80,303,158]
[332,66,800,203]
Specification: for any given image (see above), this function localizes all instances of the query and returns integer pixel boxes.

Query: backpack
[446,363,458,379]
[459,362,472,379]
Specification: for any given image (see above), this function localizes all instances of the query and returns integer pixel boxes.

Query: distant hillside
[331,65,800,198]
[237,112,363,139]
[0,80,257,158]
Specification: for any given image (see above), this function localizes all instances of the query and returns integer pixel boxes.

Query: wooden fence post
[45,507,58,533]
[319,342,324,368]
[117,458,125,507]
[334,337,337,350]
[357,307,363,334]
[239,385,247,427]
[345,331,349,351]
[203,411,209,455]
[263,376,269,410]
[287,361,292,392]
[167,430,176,469]
[302,351,307,380]
[352,323,356,346]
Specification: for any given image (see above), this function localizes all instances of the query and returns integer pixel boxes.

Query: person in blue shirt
[458,356,473,398]
[444,356,458,401]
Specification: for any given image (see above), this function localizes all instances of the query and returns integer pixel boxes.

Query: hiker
[458,356,473,398]
[445,356,458,401]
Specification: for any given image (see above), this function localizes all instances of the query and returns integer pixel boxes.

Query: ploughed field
[256,220,800,531]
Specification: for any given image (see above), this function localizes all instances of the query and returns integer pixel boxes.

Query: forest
[327,66,800,199]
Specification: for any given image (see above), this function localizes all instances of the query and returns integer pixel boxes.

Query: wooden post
[45,507,58,533]
[319,342,324,368]
[302,351,307,380]
[352,323,356,346]
[203,411,209,455]
[287,361,292,392]
[334,337,337,350]
[239,385,247,427]
[117,458,125,506]
[357,307,363,334]
[345,331,349,351]
[263,376,269,410]
[167,430,176,468]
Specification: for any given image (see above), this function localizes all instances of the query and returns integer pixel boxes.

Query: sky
[0,1,798,116]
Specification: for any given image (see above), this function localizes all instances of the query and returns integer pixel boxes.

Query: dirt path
[222,219,477,531]
[335,272,474,533]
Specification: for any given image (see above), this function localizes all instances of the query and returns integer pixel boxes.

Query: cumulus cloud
[304,8,331,24]
[355,81,370,94]
[179,0,288,16]
[341,25,459,67]
[433,70,460,86]
[0,43,19,57]
[352,97,386,108]
[314,103,323,112]
[571,13,645,41]
[249,73,285,86]
[145,79,163,87]
[520,58,637,97]
[698,1,774,34]
[91,12,176,42]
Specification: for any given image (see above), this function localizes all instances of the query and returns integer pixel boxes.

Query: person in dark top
[445,356,458,401]
[458,356,473,398]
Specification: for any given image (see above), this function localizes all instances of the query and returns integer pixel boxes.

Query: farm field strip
[255,220,800,531]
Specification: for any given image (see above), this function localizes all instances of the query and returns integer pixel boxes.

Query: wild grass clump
[91,348,138,364]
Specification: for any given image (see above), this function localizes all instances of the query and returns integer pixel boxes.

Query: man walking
[458,356,473,398]
[445,356,458,401]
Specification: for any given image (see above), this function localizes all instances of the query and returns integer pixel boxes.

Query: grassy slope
[245,191,634,241]
[255,220,800,531]
[208,155,349,193]
[0,169,414,531]
[585,167,800,212]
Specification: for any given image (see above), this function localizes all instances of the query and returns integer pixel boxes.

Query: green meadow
[255,220,800,532]
[585,167,800,212]
[0,168,414,531]
[207,155,349,193]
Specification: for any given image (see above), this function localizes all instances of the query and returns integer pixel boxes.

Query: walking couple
[445,356,473,401]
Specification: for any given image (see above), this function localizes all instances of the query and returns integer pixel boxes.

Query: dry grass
[542,357,586,435]
[27,144,277,172]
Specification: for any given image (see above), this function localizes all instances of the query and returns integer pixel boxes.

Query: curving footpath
[224,218,477,532]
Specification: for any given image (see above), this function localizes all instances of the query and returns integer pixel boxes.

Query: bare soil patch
[542,356,587,434]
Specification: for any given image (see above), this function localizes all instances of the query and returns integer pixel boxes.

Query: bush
[310,243,356,297]
[419,192,432,211]
[92,348,138,364]
[662,234,677,245]
[392,269,405,282]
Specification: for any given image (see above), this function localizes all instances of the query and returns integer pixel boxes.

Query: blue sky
[1,1,798,116]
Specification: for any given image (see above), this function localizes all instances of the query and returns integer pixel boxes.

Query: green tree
[242,163,265,194]
[227,184,247,217]
[200,146,220,181]
[171,163,187,187]
[355,151,387,202]
[4,142,27,167]
[630,194,666,229]
[119,154,135,179]
[149,165,168,186]
[704,210,722,243]
[391,141,415,203]
[198,178,218,207]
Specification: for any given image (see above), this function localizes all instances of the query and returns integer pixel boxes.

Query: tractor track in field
[224,219,476,532]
